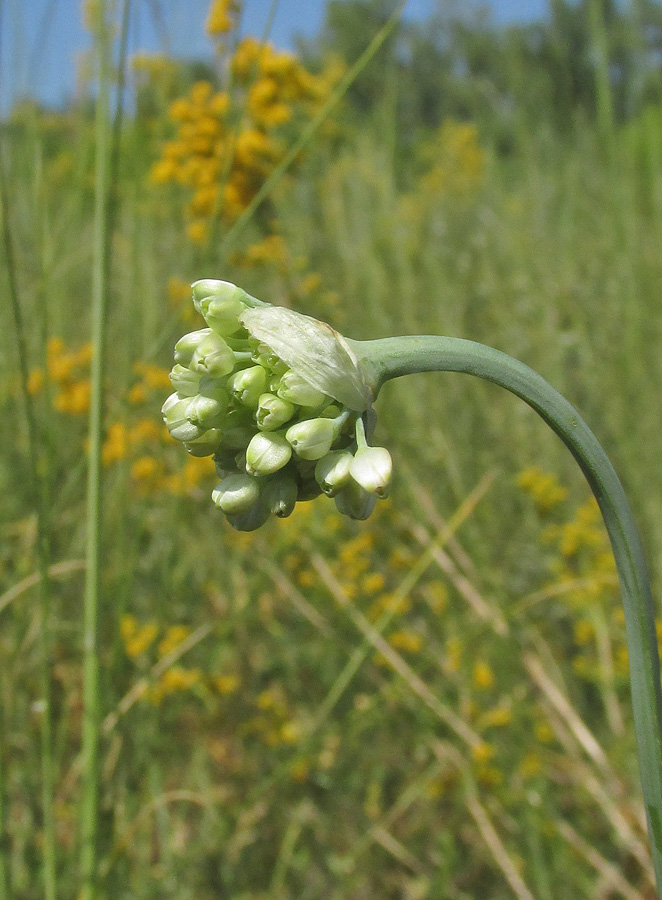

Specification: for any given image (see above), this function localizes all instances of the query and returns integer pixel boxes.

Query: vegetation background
[2,0,662,897]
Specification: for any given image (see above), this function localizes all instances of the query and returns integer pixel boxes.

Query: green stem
[81,4,112,897]
[353,334,662,893]
[1,126,55,899]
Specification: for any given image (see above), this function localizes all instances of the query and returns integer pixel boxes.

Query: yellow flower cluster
[120,614,159,659]
[150,33,336,243]
[420,120,486,196]
[517,466,568,513]
[206,0,240,37]
[27,337,93,415]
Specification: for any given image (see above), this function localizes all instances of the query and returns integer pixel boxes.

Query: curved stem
[352,334,662,892]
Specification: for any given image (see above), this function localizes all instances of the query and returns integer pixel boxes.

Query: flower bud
[218,409,257,450]
[214,445,238,476]
[252,342,288,375]
[192,281,246,335]
[286,418,335,460]
[245,432,292,475]
[169,364,201,397]
[192,279,266,316]
[350,446,392,497]
[212,473,260,515]
[190,332,236,378]
[174,328,212,366]
[198,377,229,403]
[228,366,267,407]
[225,499,271,532]
[184,428,222,457]
[256,393,295,430]
[162,394,205,443]
[334,480,377,521]
[262,473,298,518]
[315,450,353,496]
[185,394,227,429]
[277,370,327,407]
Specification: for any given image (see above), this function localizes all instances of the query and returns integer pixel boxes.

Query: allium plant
[163,280,390,532]
[166,279,662,896]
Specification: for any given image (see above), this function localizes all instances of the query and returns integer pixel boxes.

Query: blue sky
[0,0,548,114]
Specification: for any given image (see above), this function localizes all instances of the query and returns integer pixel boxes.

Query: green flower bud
[219,409,258,450]
[262,473,298,518]
[225,499,271,532]
[174,328,212,366]
[198,376,229,403]
[212,473,260,515]
[192,279,267,315]
[184,428,222,457]
[315,449,353,496]
[169,364,201,397]
[350,446,392,497]
[189,333,236,378]
[185,394,227,429]
[162,394,205,443]
[191,280,246,335]
[228,366,267,407]
[297,478,323,501]
[214,445,238,476]
[256,393,295,431]
[246,432,292,475]
[277,370,327,407]
[286,418,335,461]
[334,480,377,521]
[252,342,288,375]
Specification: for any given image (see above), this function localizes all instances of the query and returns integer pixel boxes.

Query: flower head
[164,280,391,530]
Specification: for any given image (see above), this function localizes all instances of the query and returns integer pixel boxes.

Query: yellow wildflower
[472,742,495,764]
[27,368,44,395]
[124,621,158,659]
[213,674,240,695]
[54,380,91,415]
[102,422,129,465]
[206,0,240,37]
[187,219,209,245]
[158,625,191,658]
[388,630,422,653]
[473,661,494,690]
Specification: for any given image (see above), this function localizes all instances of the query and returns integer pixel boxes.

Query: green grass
[2,2,662,898]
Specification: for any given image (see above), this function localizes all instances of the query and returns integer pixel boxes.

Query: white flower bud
[285,418,335,460]
[228,366,267,407]
[191,281,246,335]
[315,450,353,496]
[184,428,222,457]
[189,333,236,378]
[212,473,260,515]
[245,432,292,475]
[256,393,295,430]
[169,364,201,397]
[262,473,298,518]
[350,447,392,497]
[174,328,212,366]
[277,370,327,407]
[162,394,204,443]
[185,394,227,429]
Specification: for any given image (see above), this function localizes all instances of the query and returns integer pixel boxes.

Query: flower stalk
[352,333,662,894]
[167,282,662,892]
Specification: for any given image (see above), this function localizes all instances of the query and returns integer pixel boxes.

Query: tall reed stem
[80,3,111,896]
[1,134,55,899]
[354,334,662,895]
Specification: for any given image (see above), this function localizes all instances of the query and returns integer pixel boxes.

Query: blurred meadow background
[3,0,662,897]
